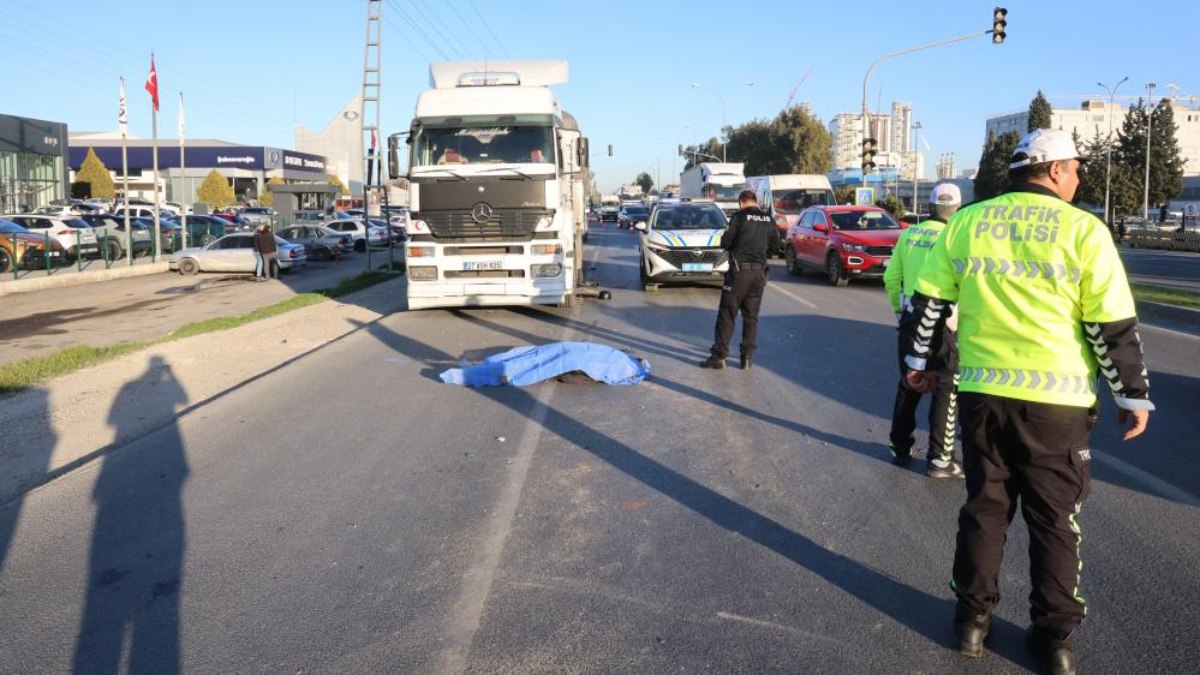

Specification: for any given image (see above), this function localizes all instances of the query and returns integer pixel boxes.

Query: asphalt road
[1119,247,1200,290]
[1,222,1197,673]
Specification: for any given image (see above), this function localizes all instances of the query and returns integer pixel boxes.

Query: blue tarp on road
[440,341,651,387]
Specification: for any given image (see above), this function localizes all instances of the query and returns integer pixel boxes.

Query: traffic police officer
[884,183,964,478]
[902,129,1153,674]
[701,190,781,370]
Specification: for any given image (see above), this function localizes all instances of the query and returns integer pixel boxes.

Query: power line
[445,2,493,58]
[386,0,452,62]
[381,11,435,65]
[409,0,467,60]
[465,0,509,58]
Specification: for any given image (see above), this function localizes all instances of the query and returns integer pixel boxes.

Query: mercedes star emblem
[471,202,494,224]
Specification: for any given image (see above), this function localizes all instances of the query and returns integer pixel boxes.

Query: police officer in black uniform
[701,190,781,370]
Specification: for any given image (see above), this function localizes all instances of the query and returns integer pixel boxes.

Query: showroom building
[0,113,70,213]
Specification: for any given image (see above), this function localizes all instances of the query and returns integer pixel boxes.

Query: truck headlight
[531,263,562,278]
[408,265,437,280]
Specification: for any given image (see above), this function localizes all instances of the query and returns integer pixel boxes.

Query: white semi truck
[389,60,591,309]
[679,162,746,215]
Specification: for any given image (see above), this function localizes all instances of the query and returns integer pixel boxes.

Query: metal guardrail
[1124,224,1200,253]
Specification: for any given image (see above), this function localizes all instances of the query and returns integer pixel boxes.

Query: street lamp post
[911,120,921,212]
[1098,76,1129,228]
[859,26,998,187]
[1144,81,1157,222]
[690,82,728,162]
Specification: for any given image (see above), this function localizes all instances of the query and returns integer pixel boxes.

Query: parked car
[618,204,650,229]
[169,232,307,275]
[239,206,276,226]
[2,214,100,261]
[112,205,180,222]
[276,225,353,261]
[785,205,903,286]
[0,218,65,271]
[78,214,153,259]
[600,205,619,222]
[180,215,235,246]
[366,217,407,244]
[210,210,252,228]
[634,200,729,291]
[321,218,388,252]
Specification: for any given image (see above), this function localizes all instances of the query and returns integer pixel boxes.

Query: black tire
[179,258,200,275]
[0,248,11,274]
[827,251,849,287]
[785,247,803,276]
[65,246,79,263]
[105,239,123,261]
[354,239,366,253]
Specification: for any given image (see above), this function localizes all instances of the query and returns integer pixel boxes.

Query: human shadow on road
[357,317,1032,669]
[0,389,56,577]
[73,356,189,675]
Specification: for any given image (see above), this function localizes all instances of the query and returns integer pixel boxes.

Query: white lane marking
[715,611,852,647]
[1093,451,1200,508]
[438,324,575,673]
[769,280,818,309]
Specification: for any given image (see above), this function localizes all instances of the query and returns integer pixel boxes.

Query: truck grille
[657,248,728,268]
[420,209,549,241]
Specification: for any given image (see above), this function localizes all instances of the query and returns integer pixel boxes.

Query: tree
[328,175,350,196]
[876,193,906,218]
[635,172,653,195]
[259,176,285,207]
[1073,128,1109,210]
[1028,90,1053,132]
[682,137,723,171]
[834,185,855,205]
[196,169,236,208]
[75,147,116,199]
[1148,101,1185,209]
[973,130,1021,200]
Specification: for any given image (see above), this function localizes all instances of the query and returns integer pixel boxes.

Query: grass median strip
[1131,283,1200,310]
[0,270,399,396]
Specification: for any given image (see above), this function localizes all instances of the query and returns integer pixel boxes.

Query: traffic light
[992,7,1007,44]
[861,137,877,174]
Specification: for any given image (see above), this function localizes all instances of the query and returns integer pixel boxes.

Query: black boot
[1028,627,1075,675]
[954,606,991,658]
[739,354,752,370]
[699,355,726,369]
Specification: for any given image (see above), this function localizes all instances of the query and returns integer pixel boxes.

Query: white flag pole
[119,77,132,266]
[179,91,187,249]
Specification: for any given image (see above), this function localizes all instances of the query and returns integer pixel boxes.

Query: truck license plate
[463,260,502,271]
[682,262,713,272]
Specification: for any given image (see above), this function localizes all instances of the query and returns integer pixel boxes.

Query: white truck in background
[745,174,837,242]
[679,162,745,215]
[389,60,591,309]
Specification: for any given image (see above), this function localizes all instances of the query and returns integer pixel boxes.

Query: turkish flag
[145,54,159,112]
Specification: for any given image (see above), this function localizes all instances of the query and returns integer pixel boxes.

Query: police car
[634,199,730,291]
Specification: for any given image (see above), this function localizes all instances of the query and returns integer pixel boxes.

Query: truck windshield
[706,185,743,200]
[414,125,554,167]
[772,189,835,214]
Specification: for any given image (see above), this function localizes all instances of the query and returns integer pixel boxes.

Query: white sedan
[169,232,307,275]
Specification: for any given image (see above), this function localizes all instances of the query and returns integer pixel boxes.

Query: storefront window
[0,150,63,213]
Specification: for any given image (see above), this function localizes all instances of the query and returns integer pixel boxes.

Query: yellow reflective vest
[885,218,948,313]
[913,186,1136,407]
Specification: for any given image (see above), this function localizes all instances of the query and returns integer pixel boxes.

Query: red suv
[784,205,903,286]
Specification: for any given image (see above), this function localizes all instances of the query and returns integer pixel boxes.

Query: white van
[745,174,836,242]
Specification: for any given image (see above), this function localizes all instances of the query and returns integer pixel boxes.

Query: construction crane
[784,68,813,110]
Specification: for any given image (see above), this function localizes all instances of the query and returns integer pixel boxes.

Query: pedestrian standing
[901,129,1153,675]
[700,190,781,370]
[884,183,964,478]
[253,223,278,281]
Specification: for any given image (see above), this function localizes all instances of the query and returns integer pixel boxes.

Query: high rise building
[891,102,912,155]
[829,102,915,171]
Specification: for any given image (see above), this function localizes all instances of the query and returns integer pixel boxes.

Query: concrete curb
[0,261,170,296]
[1137,300,1200,333]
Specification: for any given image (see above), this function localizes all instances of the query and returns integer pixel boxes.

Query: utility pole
[1098,77,1128,227]
[1144,81,1156,222]
[911,120,921,213]
[360,0,384,268]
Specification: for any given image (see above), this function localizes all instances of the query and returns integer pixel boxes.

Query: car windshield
[625,207,649,217]
[0,219,28,233]
[773,189,835,215]
[707,185,743,200]
[66,218,90,229]
[829,210,901,231]
[654,207,727,230]
[414,120,554,166]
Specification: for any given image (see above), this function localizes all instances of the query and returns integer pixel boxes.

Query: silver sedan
[169,232,307,275]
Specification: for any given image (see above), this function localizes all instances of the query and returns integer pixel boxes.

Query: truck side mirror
[578,138,589,169]
[387,135,400,179]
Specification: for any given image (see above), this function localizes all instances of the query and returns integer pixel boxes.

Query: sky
[3,0,1198,194]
